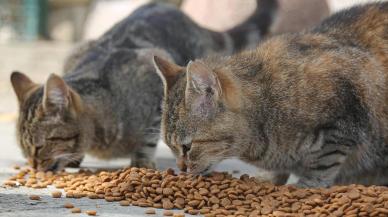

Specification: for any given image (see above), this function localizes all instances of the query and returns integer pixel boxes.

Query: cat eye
[46,134,79,142]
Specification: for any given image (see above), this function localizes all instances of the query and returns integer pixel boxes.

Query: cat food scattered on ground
[85,210,97,216]
[163,210,174,216]
[7,167,388,216]
[71,207,81,213]
[51,190,62,198]
[29,195,40,200]
[145,208,156,214]
[64,202,74,208]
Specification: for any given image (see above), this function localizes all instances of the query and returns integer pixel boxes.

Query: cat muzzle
[176,157,187,172]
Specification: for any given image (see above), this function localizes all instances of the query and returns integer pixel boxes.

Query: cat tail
[226,0,278,51]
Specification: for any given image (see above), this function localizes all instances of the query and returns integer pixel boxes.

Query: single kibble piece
[188,210,199,215]
[3,181,17,187]
[51,191,62,198]
[13,165,20,170]
[173,213,185,217]
[163,210,174,216]
[119,200,130,206]
[64,203,74,208]
[163,188,174,196]
[29,195,40,200]
[162,199,174,209]
[85,210,97,216]
[145,208,156,214]
[71,208,81,213]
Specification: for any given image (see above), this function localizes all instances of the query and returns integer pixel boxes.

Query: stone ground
[0,42,261,216]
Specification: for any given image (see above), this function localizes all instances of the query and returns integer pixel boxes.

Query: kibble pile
[4,167,388,217]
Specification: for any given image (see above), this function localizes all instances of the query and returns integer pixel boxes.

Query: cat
[153,2,388,188]
[10,1,277,171]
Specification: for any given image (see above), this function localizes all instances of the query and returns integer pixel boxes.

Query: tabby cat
[154,2,388,187]
[10,1,277,171]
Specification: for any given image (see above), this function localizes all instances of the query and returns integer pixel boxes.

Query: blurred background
[0,0,383,169]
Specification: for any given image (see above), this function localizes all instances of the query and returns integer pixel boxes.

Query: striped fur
[155,2,388,187]
[10,2,276,171]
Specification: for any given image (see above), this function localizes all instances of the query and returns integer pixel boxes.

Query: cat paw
[255,170,289,185]
[131,159,156,169]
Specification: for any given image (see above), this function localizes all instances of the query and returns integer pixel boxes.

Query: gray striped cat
[10,1,277,171]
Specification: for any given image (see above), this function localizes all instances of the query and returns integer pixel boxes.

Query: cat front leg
[296,142,349,188]
[255,169,290,185]
[130,143,157,169]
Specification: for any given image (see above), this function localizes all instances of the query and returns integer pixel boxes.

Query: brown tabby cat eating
[10,1,277,171]
[154,2,388,187]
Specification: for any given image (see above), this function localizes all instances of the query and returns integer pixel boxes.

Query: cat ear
[185,60,221,118]
[43,73,83,115]
[10,71,39,103]
[153,55,183,92]
[43,74,69,113]
[43,74,83,117]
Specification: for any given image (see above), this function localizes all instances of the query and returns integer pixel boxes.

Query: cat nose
[181,143,191,156]
[176,157,187,172]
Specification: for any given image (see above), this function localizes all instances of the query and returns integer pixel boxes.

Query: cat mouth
[47,160,60,171]
[41,154,83,171]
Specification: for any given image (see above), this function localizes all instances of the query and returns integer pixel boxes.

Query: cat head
[154,56,251,175]
[10,72,85,171]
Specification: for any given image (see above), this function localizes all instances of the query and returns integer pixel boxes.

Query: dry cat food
[3,180,17,187]
[163,210,174,216]
[119,200,130,206]
[71,207,81,213]
[145,208,156,214]
[85,210,97,216]
[29,195,40,200]
[64,202,74,208]
[51,190,62,198]
[5,167,388,216]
